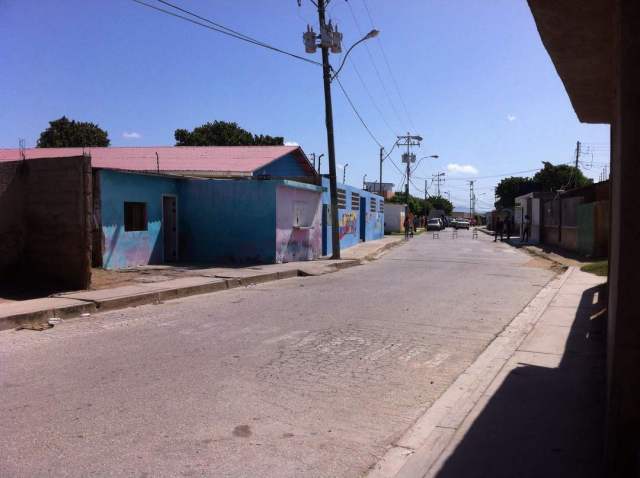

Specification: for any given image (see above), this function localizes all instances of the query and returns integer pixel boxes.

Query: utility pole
[574,140,581,188]
[363,174,367,190]
[424,179,428,215]
[469,180,475,220]
[379,146,384,196]
[397,133,423,221]
[302,0,378,257]
[432,172,445,196]
[303,0,341,258]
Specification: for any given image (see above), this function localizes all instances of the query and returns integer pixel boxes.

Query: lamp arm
[330,36,367,81]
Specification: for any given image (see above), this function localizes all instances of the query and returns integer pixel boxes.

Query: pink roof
[0,146,309,176]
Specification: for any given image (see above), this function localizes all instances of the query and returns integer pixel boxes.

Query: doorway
[162,195,178,262]
[360,197,367,241]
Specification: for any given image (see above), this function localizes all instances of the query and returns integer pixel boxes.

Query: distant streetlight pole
[363,173,367,190]
[343,163,349,183]
[303,1,378,259]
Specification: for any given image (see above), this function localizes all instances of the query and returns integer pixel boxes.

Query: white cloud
[447,163,478,175]
[507,114,517,122]
[122,131,141,139]
[284,141,299,146]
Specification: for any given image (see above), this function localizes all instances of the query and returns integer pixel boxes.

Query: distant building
[363,181,395,200]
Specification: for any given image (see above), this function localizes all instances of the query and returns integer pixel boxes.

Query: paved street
[0,231,554,477]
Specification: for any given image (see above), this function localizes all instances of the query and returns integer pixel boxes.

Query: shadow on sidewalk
[434,283,608,478]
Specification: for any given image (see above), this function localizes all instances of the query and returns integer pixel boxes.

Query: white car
[427,218,443,231]
[454,219,470,230]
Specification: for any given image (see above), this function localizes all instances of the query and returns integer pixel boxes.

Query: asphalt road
[0,230,554,477]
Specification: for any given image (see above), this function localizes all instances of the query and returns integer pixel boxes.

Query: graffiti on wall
[339,211,357,239]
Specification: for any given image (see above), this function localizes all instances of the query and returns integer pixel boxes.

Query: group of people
[493,214,531,243]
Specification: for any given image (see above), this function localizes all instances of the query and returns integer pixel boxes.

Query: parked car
[455,219,470,230]
[449,218,458,228]
[427,218,443,231]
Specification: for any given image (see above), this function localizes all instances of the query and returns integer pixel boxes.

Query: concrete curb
[0,241,402,332]
[366,267,574,478]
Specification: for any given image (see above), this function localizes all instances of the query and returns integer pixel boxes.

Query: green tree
[175,121,284,146]
[37,116,110,147]
[533,161,592,192]
[388,192,425,216]
[495,176,537,209]
[427,196,453,215]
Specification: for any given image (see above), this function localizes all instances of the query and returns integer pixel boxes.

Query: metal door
[163,196,178,262]
[360,197,367,241]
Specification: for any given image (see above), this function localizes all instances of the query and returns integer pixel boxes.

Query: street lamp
[363,173,367,190]
[303,2,379,259]
[411,154,439,172]
[343,163,349,183]
[331,29,379,80]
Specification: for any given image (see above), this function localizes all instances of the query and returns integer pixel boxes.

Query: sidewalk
[368,266,607,478]
[0,236,403,331]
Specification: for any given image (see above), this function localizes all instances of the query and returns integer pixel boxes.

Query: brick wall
[0,156,92,290]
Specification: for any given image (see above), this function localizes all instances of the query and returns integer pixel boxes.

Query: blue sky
[0,0,610,211]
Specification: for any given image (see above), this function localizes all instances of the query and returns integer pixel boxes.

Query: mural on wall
[275,186,322,263]
[339,211,357,239]
[367,212,383,232]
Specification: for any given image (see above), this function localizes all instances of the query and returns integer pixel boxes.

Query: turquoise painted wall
[178,180,277,264]
[100,170,178,269]
[100,170,322,268]
[321,177,384,255]
[252,152,309,178]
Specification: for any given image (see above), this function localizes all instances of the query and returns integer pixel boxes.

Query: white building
[384,203,406,233]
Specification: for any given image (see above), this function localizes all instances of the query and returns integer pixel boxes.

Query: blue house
[1,146,322,269]
[321,176,384,255]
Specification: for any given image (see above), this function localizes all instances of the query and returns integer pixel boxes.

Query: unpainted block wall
[0,161,26,273]
[0,156,92,289]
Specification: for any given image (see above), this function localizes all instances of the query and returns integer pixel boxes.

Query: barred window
[337,188,347,209]
[124,202,147,231]
[379,201,384,213]
[351,192,360,210]
[370,199,377,212]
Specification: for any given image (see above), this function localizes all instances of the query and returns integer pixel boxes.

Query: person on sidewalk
[521,214,531,243]
[404,216,411,240]
[504,216,512,242]
[494,218,503,242]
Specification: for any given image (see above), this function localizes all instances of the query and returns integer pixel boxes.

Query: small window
[370,199,377,212]
[351,192,360,210]
[379,201,384,213]
[124,202,147,231]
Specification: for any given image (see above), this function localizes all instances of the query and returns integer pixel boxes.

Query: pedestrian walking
[404,215,411,240]
[505,217,512,242]
[494,217,503,242]
[522,214,531,243]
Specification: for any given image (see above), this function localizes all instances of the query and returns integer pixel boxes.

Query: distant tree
[37,116,110,147]
[495,176,538,209]
[175,121,284,146]
[427,196,453,215]
[388,192,425,216]
[533,161,592,192]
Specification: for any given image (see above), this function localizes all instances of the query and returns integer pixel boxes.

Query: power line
[132,0,322,66]
[348,56,399,140]
[345,0,407,131]
[334,77,383,148]
[361,0,416,131]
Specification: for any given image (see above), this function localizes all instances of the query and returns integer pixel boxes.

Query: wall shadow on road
[434,283,607,478]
